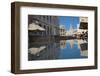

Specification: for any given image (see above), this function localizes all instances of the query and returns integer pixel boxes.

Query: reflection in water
[60,40,66,49]
[29,46,46,55]
[28,39,88,61]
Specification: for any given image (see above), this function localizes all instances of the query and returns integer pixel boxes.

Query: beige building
[59,25,66,36]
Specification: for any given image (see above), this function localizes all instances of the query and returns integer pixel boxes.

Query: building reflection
[28,41,60,61]
[60,40,66,49]
[77,39,88,57]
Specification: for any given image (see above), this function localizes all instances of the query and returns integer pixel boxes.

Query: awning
[28,23,45,31]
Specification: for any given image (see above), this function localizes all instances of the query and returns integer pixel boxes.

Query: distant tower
[69,24,74,36]
[69,17,74,35]
[68,17,74,36]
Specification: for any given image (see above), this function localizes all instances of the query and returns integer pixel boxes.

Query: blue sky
[58,16,79,31]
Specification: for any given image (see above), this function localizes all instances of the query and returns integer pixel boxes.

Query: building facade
[28,15,60,37]
[59,25,66,36]
[76,17,88,39]
[77,17,88,34]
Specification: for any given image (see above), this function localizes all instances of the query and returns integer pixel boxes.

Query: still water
[28,39,88,61]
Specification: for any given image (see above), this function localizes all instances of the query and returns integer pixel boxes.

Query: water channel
[28,39,88,61]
